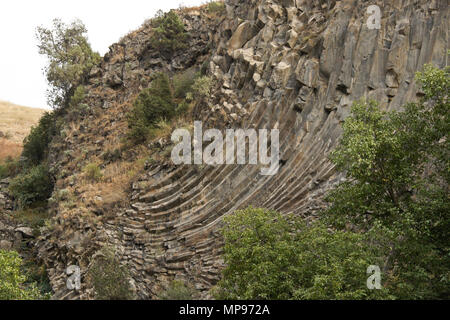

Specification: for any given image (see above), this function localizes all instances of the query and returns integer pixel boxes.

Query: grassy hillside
[0,101,46,161]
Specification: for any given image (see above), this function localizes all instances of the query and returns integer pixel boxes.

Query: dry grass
[0,101,46,143]
[0,100,46,161]
[0,138,22,161]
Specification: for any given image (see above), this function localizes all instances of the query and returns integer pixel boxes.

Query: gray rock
[15,227,34,238]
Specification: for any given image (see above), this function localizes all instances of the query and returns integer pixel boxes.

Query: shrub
[176,101,191,115]
[189,76,213,101]
[0,250,44,300]
[36,19,100,109]
[22,111,59,167]
[173,69,198,99]
[207,1,226,14]
[88,247,134,300]
[150,10,189,58]
[215,207,392,300]
[0,157,21,179]
[9,164,53,209]
[127,73,176,143]
[159,280,198,300]
[83,163,103,182]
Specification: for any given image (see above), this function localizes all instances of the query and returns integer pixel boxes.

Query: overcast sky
[0,0,205,110]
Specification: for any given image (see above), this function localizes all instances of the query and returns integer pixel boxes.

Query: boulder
[15,227,34,238]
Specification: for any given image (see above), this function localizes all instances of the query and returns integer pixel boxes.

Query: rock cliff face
[34,0,448,299]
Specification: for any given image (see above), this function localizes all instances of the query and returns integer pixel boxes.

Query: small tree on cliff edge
[150,10,189,58]
[36,19,100,109]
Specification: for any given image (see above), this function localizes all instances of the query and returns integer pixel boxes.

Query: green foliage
[9,164,53,209]
[12,207,50,235]
[69,85,86,109]
[67,85,90,120]
[0,157,21,179]
[173,68,198,99]
[22,111,59,167]
[159,280,198,300]
[36,19,100,108]
[83,163,103,182]
[215,207,392,300]
[0,250,45,300]
[150,10,189,57]
[127,73,176,144]
[188,76,213,101]
[324,65,449,299]
[207,1,226,14]
[88,247,134,300]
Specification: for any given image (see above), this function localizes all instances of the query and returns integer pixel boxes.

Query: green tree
[150,10,189,58]
[22,111,59,166]
[9,164,53,209]
[324,65,449,299]
[127,73,176,143]
[0,250,44,300]
[187,75,213,101]
[36,19,100,109]
[87,247,134,300]
[215,207,392,300]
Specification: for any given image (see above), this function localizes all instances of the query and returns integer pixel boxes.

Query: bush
[0,250,44,300]
[0,157,21,179]
[127,73,176,143]
[83,163,103,182]
[188,76,213,101]
[150,10,189,58]
[173,69,198,99]
[88,247,134,300]
[215,207,392,300]
[36,19,100,109]
[207,1,226,14]
[9,164,53,209]
[22,112,59,167]
[159,280,198,300]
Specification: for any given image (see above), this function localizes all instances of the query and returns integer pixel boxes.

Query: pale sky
[0,0,205,110]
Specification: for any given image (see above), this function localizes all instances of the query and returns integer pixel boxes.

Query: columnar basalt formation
[34,0,448,299]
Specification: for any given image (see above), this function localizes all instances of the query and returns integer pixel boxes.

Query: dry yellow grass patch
[76,153,149,212]
[0,138,22,161]
[0,100,46,144]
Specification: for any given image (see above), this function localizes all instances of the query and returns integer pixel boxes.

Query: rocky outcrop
[36,0,448,299]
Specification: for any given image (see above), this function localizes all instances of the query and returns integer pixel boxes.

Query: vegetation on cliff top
[150,10,189,58]
[36,19,100,109]
[4,20,100,210]
[127,70,212,145]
